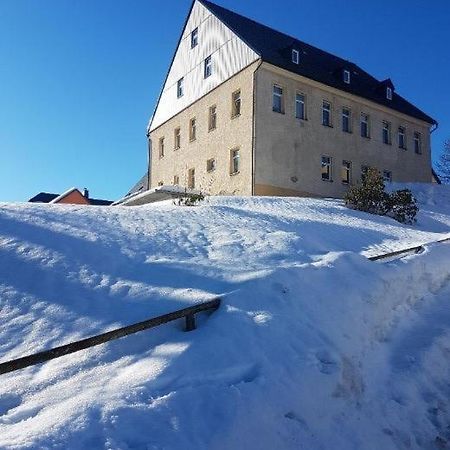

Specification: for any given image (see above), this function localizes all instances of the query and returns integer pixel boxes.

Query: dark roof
[199,0,436,125]
[28,192,59,203]
[126,172,149,197]
[28,191,113,205]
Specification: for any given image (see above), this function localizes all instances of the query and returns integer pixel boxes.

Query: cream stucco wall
[253,63,433,198]
[149,61,260,196]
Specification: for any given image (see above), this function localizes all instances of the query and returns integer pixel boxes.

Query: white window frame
[342,160,351,184]
[414,132,422,154]
[398,126,406,149]
[204,55,212,79]
[272,85,284,113]
[360,113,370,138]
[191,28,198,49]
[231,90,241,118]
[322,101,331,127]
[159,137,165,158]
[208,105,217,131]
[230,148,240,174]
[292,49,299,64]
[386,87,392,100]
[382,121,391,144]
[343,70,351,84]
[177,78,184,98]
[295,92,306,120]
[342,107,351,133]
[321,155,332,181]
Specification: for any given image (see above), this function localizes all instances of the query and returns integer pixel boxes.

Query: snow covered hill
[1,185,450,449]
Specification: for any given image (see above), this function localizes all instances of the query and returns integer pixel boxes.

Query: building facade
[146,0,436,198]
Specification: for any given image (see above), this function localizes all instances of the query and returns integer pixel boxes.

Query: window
[188,168,195,189]
[206,158,216,172]
[383,170,392,182]
[272,85,284,113]
[398,126,406,149]
[230,148,240,174]
[292,49,299,64]
[342,107,351,133]
[208,105,217,131]
[295,92,306,120]
[231,90,241,117]
[414,132,422,154]
[204,55,212,78]
[382,121,391,144]
[191,28,198,48]
[361,165,369,181]
[177,78,184,98]
[386,87,392,100]
[189,118,196,141]
[342,160,351,184]
[159,137,165,158]
[322,101,332,127]
[321,156,332,181]
[360,113,370,138]
[173,175,179,185]
[174,127,181,150]
[343,70,351,84]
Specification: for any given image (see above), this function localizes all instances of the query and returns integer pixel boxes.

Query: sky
[0,0,449,202]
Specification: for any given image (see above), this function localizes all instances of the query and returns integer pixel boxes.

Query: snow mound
[0,192,450,449]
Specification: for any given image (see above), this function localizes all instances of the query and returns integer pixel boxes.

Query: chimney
[83,188,89,199]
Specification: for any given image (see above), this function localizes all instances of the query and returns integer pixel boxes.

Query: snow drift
[0,185,450,449]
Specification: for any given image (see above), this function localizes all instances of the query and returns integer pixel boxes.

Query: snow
[0,184,450,449]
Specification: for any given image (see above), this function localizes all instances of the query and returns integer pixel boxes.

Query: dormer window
[343,69,351,84]
[386,86,392,100]
[292,49,299,64]
[191,28,198,49]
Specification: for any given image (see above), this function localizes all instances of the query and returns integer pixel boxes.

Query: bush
[386,189,418,224]
[344,168,418,224]
[175,192,205,206]
[344,168,390,215]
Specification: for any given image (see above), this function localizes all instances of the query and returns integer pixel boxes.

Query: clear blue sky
[1,0,449,202]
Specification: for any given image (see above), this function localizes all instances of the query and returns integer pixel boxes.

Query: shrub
[344,168,390,215]
[176,192,205,206]
[344,168,418,224]
[386,189,418,224]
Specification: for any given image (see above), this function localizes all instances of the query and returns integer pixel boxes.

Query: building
[29,188,113,206]
[145,0,437,198]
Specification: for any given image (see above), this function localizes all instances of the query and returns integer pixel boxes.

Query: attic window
[386,86,392,100]
[343,70,351,84]
[292,49,299,64]
[191,28,198,49]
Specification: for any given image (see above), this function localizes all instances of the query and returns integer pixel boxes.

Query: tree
[437,139,450,184]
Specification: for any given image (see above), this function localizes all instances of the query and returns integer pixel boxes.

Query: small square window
[292,49,299,64]
[157,181,164,186]
[191,28,198,49]
[206,158,216,172]
[177,78,184,98]
[343,70,351,84]
[204,55,212,78]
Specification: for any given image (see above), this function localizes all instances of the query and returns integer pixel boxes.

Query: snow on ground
[0,183,450,449]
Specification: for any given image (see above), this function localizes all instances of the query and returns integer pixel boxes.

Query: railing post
[185,314,196,332]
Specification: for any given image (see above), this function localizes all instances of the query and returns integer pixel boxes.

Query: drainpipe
[146,132,152,191]
[251,59,263,196]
